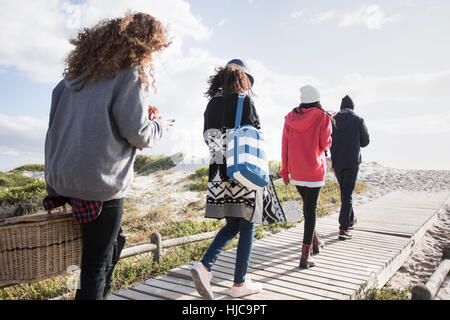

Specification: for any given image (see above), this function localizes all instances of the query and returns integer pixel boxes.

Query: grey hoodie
[45,65,163,201]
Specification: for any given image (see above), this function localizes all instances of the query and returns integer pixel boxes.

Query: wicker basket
[0,210,82,287]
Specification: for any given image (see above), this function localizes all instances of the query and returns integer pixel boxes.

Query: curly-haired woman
[43,12,172,300]
[189,59,265,300]
[279,85,332,269]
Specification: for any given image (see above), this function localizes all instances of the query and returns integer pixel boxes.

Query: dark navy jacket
[330,109,370,169]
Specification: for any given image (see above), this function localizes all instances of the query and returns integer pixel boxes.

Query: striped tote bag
[226,93,269,190]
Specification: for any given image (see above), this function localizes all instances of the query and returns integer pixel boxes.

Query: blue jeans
[201,217,255,284]
[334,167,359,231]
[75,198,124,300]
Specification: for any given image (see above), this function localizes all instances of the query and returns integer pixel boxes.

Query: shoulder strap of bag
[234,93,247,129]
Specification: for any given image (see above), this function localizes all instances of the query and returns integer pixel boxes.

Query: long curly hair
[64,12,171,89]
[205,64,253,99]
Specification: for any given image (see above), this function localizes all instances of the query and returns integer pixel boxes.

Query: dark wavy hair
[64,12,171,89]
[205,64,253,99]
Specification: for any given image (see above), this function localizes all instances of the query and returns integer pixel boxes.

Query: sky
[0,0,449,171]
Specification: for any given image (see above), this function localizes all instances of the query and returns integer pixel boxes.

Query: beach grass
[364,286,410,300]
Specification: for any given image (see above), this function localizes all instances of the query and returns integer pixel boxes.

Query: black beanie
[340,95,354,110]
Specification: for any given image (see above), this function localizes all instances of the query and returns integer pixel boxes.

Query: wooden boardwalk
[108,191,449,300]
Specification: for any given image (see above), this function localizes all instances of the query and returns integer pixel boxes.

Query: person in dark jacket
[331,95,370,240]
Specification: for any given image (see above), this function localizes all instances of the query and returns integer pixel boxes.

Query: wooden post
[443,246,450,260]
[151,232,162,263]
[411,284,432,300]
[411,246,450,300]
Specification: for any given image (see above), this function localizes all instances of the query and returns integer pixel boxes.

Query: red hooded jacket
[279,107,332,183]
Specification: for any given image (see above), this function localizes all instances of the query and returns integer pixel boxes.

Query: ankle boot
[312,233,324,255]
[299,244,316,269]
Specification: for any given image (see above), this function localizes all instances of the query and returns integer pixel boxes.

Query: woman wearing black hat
[190,59,264,300]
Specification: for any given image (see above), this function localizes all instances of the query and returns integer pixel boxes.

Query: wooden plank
[113,288,163,300]
[358,191,448,210]
[146,275,231,300]
[283,227,410,246]
[260,238,396,265]
[171,265,299,300]
[225,250,368,283]
[172,265,316,300]
[269,231,408,252]
[255,241,388,267]
[131,282,203,300]
[211,259,350,300]
[283,226,409,246]
[220,250,366,286]
[142,278,208,300]
[250,244,379,275]
[247,246,374,279]
[107,294,130,300]
[255,238,387,268]
[260,236,398,261]
[217,254,361,292]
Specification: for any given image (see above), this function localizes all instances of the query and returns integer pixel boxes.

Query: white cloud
[369,112,450,135]
[290,10,304,19]
[403,0,416,7]
[0,114,47,158]
[217,18,226,27]
[306,5,399,30]
[321,70,450,109]
[0,149,21,157]
[338,5,400,30]
[0,0,212,83]
[308,10,336,24]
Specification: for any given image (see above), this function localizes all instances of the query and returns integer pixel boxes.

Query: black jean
[295,186,321,245]
[334,167,359,231]
[75,198,125,300]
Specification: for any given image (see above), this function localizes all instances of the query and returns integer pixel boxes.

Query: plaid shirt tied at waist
[43,195,103,224]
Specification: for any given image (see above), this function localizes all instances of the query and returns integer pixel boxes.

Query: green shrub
[159,219,225,239]
[188,166,209,180]
[268,160,281,179]
[0,172,38,188]
[189,176,208,191]
[365,287,409,300]
[134,153,184,175]
[11,164,45,173]
[0,181,47,216]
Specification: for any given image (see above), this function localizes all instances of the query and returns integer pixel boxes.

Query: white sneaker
[190,262,214,300]
[229,279,263,298]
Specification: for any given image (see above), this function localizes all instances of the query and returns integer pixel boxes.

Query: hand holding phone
[148,105,159,120]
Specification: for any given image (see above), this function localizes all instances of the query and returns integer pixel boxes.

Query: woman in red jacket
[279,85,332,269]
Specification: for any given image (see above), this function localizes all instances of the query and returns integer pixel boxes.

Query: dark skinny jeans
[75,198,125,300]
[334,167,359,231]
[295,186,321,245]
